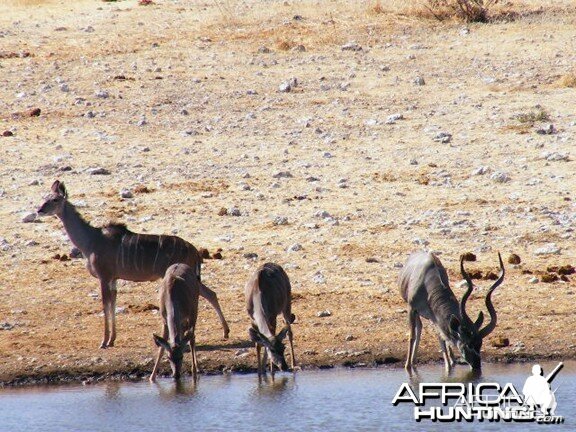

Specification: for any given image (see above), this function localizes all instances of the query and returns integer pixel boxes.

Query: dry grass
[555,72,576,88]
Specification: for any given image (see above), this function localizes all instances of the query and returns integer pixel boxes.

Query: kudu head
[449,253,505,370]
[153,331,193,380]
[37,180,67,217]
[248,324,289,372]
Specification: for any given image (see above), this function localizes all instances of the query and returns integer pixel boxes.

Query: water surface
[1,362,573,431]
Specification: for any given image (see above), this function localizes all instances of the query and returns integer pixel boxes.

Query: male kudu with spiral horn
[399,251,504,372]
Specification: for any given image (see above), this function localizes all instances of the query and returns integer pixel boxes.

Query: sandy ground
[0,0,575,386]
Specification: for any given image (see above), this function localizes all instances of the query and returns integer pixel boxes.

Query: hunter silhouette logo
[392,362,565,423]
[522,363,563,417]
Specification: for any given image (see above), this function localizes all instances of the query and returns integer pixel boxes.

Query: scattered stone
[341,41,362,51]
[491,337,509,348]
[490,171,511,183]
[217,207,228,216]
[212,252,223,260]
[273,216,289,226]
[0,322,15,331]
[345,335,355,341]
[365,257,379,263]
[59,83,69,92]
[312,271,326,284]
[292,44,306,52]
[317,310,331,317]
[557,265,575,275]
[28,108,41,117]
[227,207,241,217]
[414,76,425,86]
[22,212,37,223]
[542,151,569,162]
[528,276,539,284]
[272,171,293,179]
[287,243,303,252]
[536,124,556,135]
[534,243,560,256]
[120,189,133,199]
[257,46,271,54]
[243,252,258,259]
[461,252,476,262]
[385,113,403,124]
[433,132,451,143]
[2,130,14,137]
[472,166,490,176]
[87,167,111,175]
[279,78,298,93]
[95,90,109,99]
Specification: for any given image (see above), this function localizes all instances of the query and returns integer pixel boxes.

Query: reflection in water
[154,378,198,402]
[104,382,122,401]
[407,365,482,386]
[252,374,295,401]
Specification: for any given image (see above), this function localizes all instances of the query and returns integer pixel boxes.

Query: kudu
[150,263,199,381]
[399,251,504,372]
[37,180,229,348]
[245,263,296,375]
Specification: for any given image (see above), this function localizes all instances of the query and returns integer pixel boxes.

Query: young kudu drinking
[150,263,199,381]
[245,263,296,375]
[37,180,229,348]
[399,251,504,372]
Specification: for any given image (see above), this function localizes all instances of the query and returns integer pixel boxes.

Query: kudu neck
[58,201,102,255]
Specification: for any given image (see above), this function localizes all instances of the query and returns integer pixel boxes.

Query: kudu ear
[277,326,290,341]
[474,311,484,330]
[182,330,194,344]
[153,334,171,351]
[248,326,268,346]
[51,180,67,197]
[51,180,61,193]
[449,315,460,335]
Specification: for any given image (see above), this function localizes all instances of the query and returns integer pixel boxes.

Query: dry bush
[555,72,576,88]
[424,0,499,22]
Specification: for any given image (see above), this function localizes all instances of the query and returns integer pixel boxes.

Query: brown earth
[0,0,575,386]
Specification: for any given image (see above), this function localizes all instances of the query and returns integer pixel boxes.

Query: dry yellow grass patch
[555,72,576,88]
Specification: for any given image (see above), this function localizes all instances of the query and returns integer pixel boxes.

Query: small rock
[212,252,223,260]
[22,212,37,223]
[536,124,556,135]
[317,310,331,317]
[508,254,521,265]
[272,171,293,179]
[385,113,403,124]
[541,273,559,283]
[433,132,452,143]
[273,216,289,226]
[279,77,298,93]
[473,166,490,176]
[292,44,306,52]
[414,76,425,86]
[341,41,362,51]
[95,90,109,99]
[490,171,510,183]
[257,46,271,54]
[120,189,133,199]
[528,276,539,284]
[227,207,241,217]
[345,335,355,341]
[312,271,326,284]
[2,130,14,137]
[461,252,476,262]
[542,151,569,162]
[28,108,41,117]
[243,252,258,259]
[534,243,561,256]
[87,167,111,175]
[287,243,303,252]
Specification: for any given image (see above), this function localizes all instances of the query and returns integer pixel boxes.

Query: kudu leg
[439,337,453,372]
[287,325,296,370]
[99,279,112,349]
[256,343,262,375]
[405,310,422,370]
[189,329,198,378]
[150,324,168,382]
[199,283,230,339]
[107,281,118,347]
